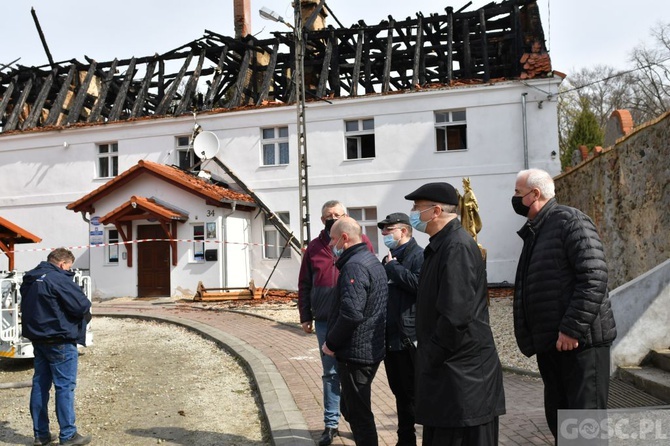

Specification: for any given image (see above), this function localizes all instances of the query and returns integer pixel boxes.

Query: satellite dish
[193,131,220,159]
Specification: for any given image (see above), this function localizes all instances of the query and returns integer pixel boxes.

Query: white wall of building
[196,79,562,283]
[0,77,561,294]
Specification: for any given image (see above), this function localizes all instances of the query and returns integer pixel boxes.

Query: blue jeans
[30,342,79,442]
[315,320,341,428]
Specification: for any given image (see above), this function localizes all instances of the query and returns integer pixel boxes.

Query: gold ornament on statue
[460,177,482,242]
[460,177,488,303]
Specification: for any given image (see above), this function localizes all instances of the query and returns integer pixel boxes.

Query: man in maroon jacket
[298,200,374,445]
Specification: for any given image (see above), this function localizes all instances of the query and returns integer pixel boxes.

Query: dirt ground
[0,287,526,446]
[0,318,269,446]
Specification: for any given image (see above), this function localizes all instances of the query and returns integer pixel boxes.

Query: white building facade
[0,77,561,298]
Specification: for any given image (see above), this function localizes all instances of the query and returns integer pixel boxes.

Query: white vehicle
[0,270,93,359]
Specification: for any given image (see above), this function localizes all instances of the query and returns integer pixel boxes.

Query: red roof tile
[0,216,42,244]
[67,160,254,214]
[99,196,189,225]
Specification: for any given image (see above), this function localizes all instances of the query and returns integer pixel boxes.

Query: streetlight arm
[259,7,294,29]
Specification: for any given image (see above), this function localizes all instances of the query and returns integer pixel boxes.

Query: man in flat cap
[405,182,505,446]
[377,212,424,446]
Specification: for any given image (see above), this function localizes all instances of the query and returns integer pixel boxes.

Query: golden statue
[460,177,482,242]
[460,178,488,304]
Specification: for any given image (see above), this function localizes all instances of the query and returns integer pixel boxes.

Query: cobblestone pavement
[95,299,553,445]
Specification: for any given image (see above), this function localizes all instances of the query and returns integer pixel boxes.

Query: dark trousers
[422,417,499,446]
[337,360,380,446]
[384,348,416,445]
[536,345,611,440]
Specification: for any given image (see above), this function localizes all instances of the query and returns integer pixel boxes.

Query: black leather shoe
[33,433,52,446]
[318,427,339,445]
[59,432,91,445]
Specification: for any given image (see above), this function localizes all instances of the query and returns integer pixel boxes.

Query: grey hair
[438,203,459,215]
[321,200,343,213]
[518,169,555,199]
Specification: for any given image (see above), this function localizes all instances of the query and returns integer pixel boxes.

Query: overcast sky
[3,1,668,74]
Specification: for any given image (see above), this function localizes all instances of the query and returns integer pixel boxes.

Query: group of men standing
[299,168,616,446]
[19,167,616,446]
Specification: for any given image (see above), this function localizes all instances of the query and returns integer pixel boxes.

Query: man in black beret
[405,182,506,446]
[377,212,424,446]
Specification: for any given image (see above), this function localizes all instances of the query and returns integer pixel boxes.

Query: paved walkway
[95,299,553,446]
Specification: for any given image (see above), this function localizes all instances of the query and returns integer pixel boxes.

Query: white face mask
[331,235,344,257]
[383,233,399,249]
[410,206,435,233]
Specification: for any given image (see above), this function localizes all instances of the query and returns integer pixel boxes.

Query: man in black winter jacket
[378,212,423,446]
[322,216,388,446]
[512,168,617,442]
[21,248,92,446]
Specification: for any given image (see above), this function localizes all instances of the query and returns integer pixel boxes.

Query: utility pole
[259,3,311,249]
[294,1,311,248]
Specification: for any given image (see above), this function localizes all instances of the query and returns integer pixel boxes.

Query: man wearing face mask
[512,169,616,442]
[298,200,374,445]
[322,217,388,446]
[377,213,423,446]
[405,182,505,446]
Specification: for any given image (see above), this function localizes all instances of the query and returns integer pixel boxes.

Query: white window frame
[263,212,291,259]
[346,206,378,253]
[175,135,200,172]
[97,142,118,178]
[434,110,467,152]
[345,118,375,160]
[106,228,119,265]
[261,127,289,166]
[191,223,205,262]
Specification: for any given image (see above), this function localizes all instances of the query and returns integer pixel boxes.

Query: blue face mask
[331,236,344,258]
[409,210,428,233]
[383,233,400,250]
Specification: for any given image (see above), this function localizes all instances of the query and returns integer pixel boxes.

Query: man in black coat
[405,183,505,446]
[378,212,423,446]
[512,168,616,441]
[322,216,388,446]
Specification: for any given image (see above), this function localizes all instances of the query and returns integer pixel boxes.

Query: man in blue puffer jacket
[322,216,388,446]
[21,248,92,446]
[298,200,374,445]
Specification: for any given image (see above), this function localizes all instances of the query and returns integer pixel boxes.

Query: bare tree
[557,66,634,159]
[628,22,670,123]
[556,23,670,171]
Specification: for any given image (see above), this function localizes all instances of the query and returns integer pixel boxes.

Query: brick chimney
[234,0,251,38]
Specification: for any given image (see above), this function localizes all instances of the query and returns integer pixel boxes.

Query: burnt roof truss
[0,0,548,133]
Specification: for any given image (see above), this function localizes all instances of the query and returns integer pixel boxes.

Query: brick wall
[554,111,670,289]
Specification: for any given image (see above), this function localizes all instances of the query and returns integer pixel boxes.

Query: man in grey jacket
[512,168,617,441]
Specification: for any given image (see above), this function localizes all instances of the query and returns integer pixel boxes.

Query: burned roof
[0,0,550,134]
